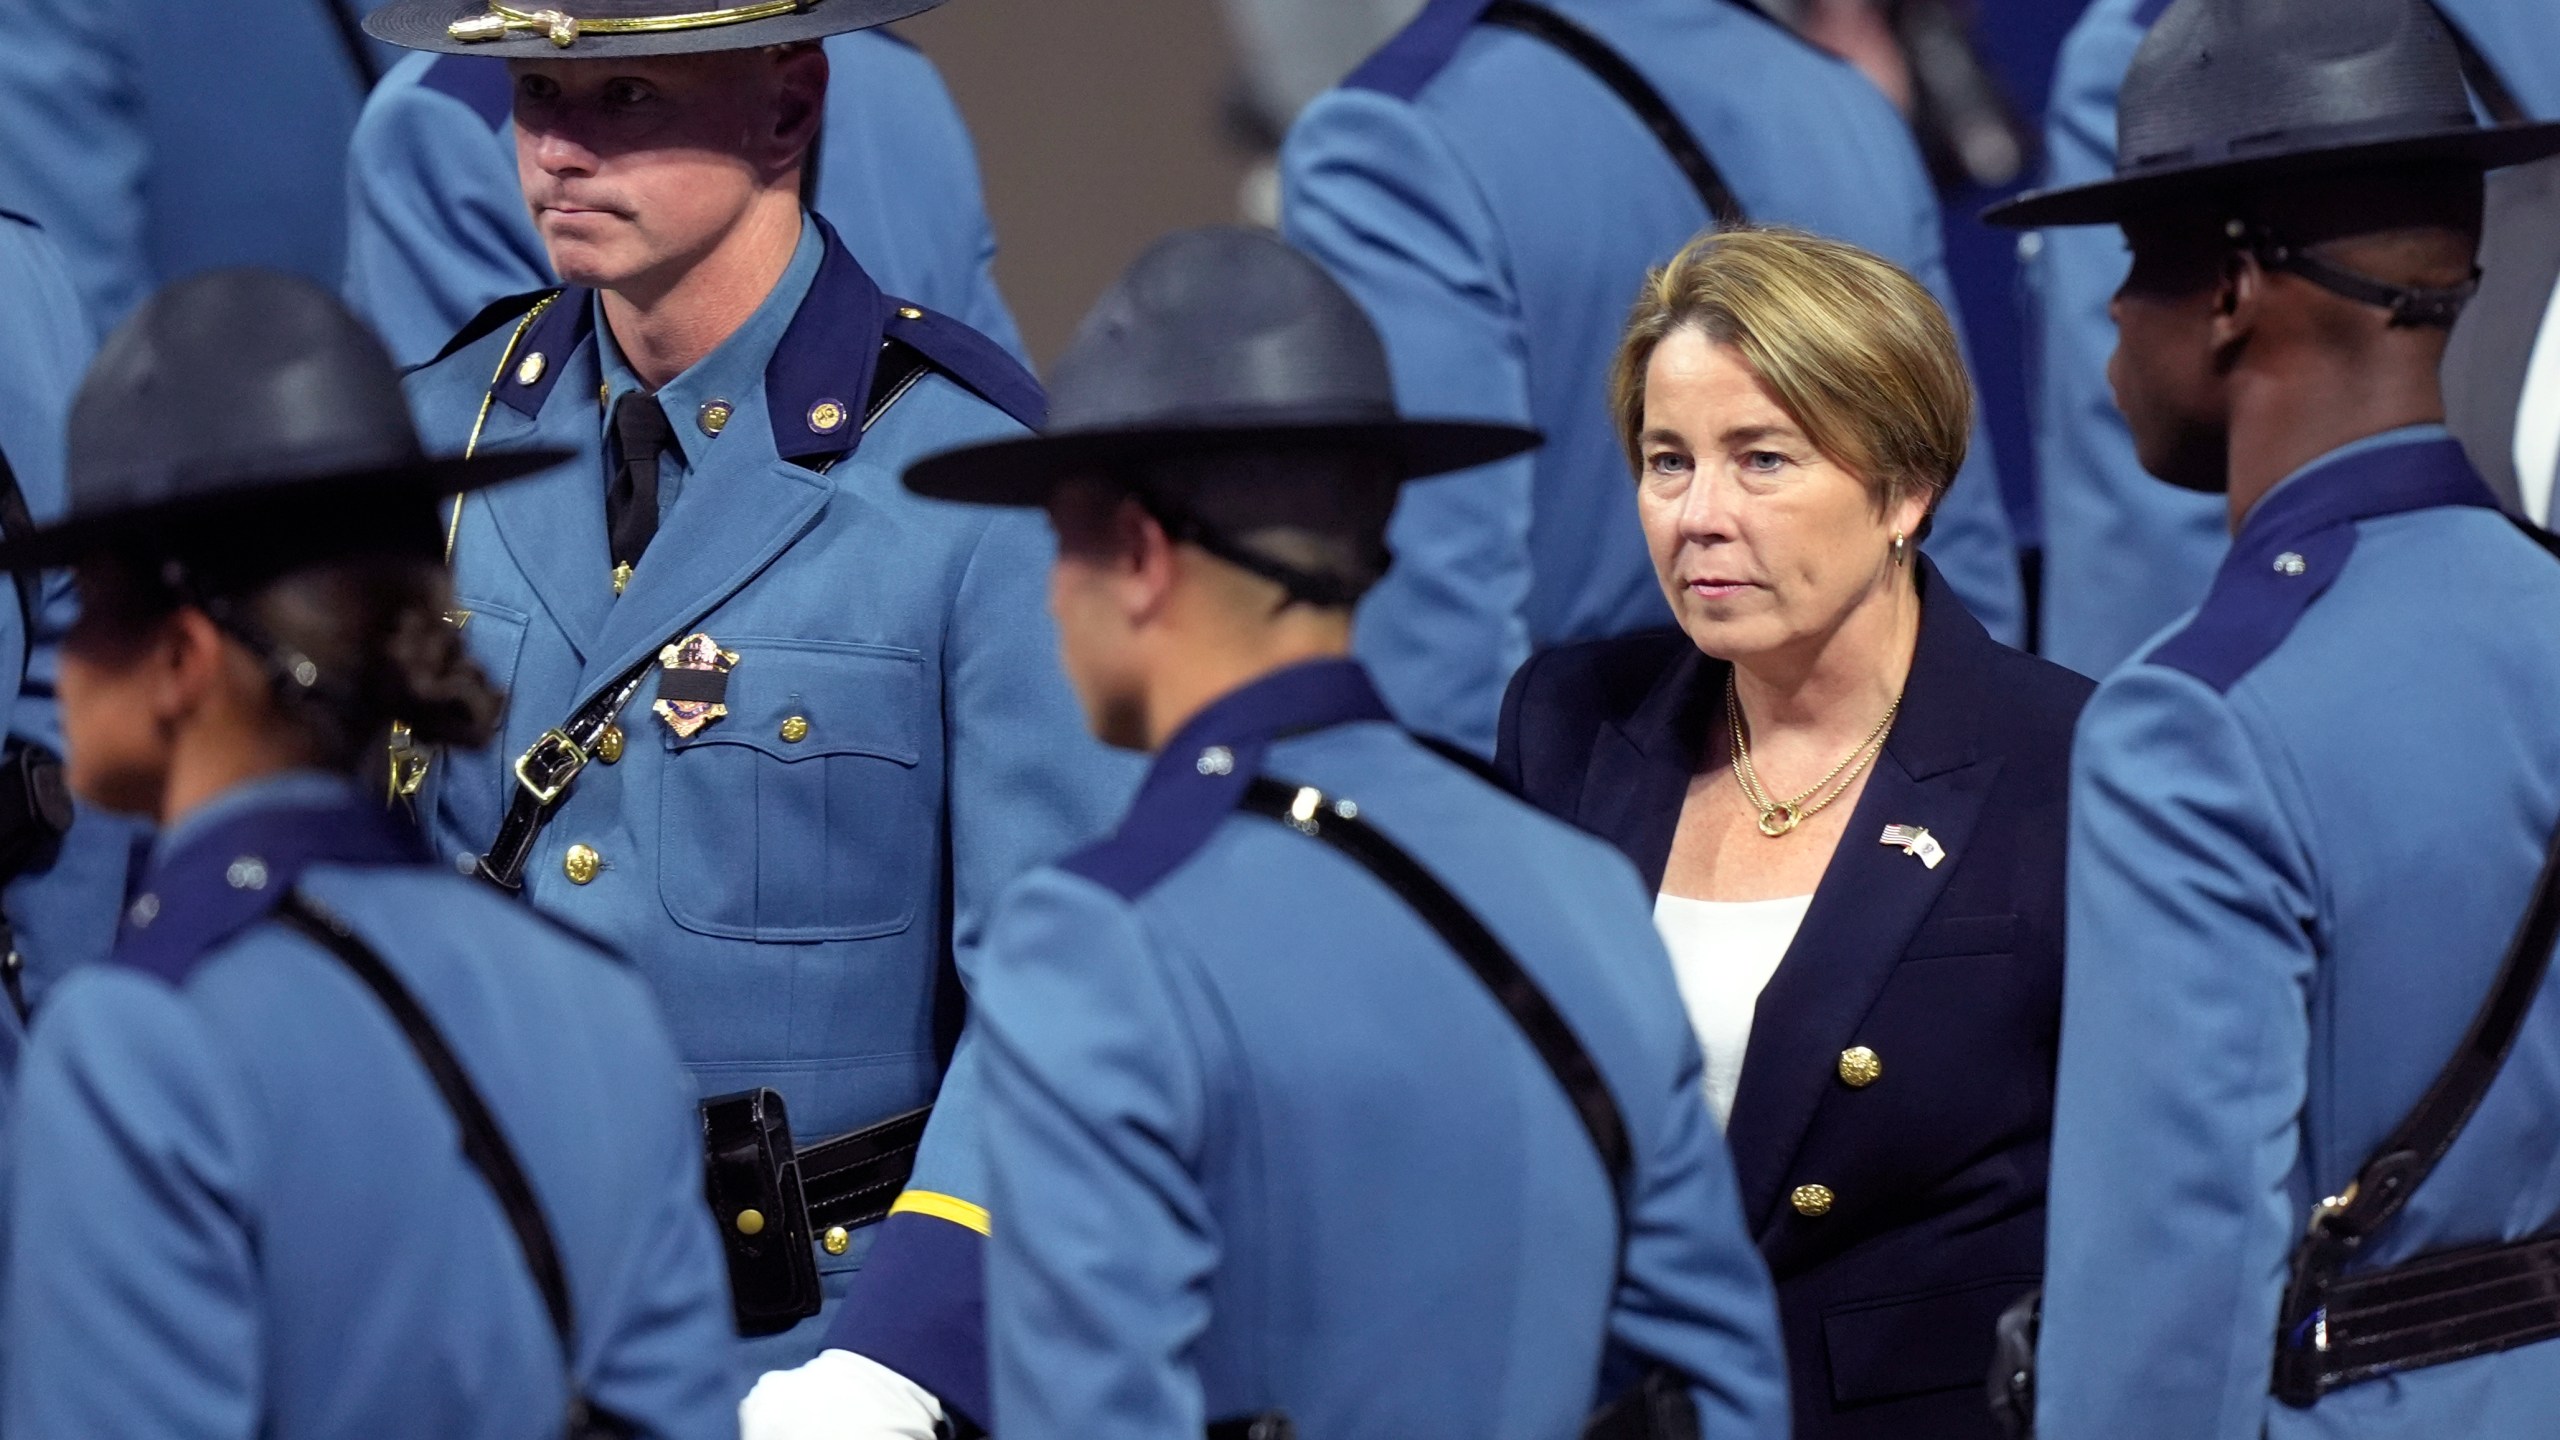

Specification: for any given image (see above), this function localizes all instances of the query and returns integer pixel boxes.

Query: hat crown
[2118,0,2475,179]
[1046,227,1397,439]
[68,270,424,522]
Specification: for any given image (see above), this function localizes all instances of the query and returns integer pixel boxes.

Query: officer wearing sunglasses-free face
[368,0,1138,1407]
[0,270,734,1440]
[1982,0,2560,1435]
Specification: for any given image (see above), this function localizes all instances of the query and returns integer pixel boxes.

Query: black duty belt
[701,1088,933,1336]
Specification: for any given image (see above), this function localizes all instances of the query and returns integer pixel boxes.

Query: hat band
[449,0,809,47]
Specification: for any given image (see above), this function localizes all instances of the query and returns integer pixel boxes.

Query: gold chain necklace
[1726,669,1902,838]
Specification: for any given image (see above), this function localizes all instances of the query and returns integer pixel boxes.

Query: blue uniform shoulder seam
[886,301,1046,430]
[1345,0,1499,100]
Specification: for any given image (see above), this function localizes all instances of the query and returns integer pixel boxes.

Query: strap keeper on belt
[513,728,590,807]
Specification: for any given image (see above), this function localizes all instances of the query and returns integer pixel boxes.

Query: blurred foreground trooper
[366,0,1132,1411]
[750,226,1793,1440]
[0,270,735,1438]
[1982,0,2560,1436]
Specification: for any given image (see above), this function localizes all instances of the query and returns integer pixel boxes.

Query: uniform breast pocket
[657,640,932,943]
[431,598,532,854]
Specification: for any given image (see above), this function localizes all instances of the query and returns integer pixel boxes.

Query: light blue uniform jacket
[2040,429,2560,1440]
[1282,0,2022,754]
[402,216,1133,1372]
[979,659,1790,1440]
[0,215,144,1086]
[0,0,392,335]
[2023,0,2560,677]
[344,33,1023,367]
[1,772,735,1438]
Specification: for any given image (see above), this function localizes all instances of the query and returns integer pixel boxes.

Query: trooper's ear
[153,607,236,726]
[1116,493,1180,624]
[2209,243,2263,369]
[765,42,829,175]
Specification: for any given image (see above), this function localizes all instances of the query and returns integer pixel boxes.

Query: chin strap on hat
[2228,219,2480,328]
[1133,497,1376,613]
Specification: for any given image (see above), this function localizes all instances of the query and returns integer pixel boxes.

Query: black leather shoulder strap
[2315,809,2560,1250]
[0,441,45,686]
[1478,0,1746,227]
[1236,774,1632,1192]
[274,894,580,1353]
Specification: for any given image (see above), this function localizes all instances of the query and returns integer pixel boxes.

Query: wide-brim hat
[0,269,564,573]
[367,0,942,59]
[1984,0,2560,229]
[906,227,1539,506]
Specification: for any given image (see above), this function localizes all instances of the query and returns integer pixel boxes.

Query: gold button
[698,399,732,436]
[563,844,601,885]
[780,715,809,743]
[1838,1046,1882,1088]
[822,1225,850,1256]
[734,1208,766,1237]
[515,351,546,386]
[897,305,924,320]
[807,399,846,434]
[595,724,624,765]
[1791,1184,1835,1218]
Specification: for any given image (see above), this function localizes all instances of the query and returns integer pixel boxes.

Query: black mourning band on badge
[655,666,731,705]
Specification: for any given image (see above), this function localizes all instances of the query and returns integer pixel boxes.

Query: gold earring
[1890,532,1909,567]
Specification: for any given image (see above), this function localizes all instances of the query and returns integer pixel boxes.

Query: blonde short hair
[1609,227,1971,523]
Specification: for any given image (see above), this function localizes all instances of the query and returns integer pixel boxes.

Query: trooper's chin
[2137,421,2231,495]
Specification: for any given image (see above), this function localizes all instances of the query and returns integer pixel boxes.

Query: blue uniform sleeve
[3,971,266,1439]
[1281,88,1538,755]
[344,53,556,367]
[978,872,1220,1438]
[1612,1022,1793,1437]
[2036,664,2318,1440]
[581,1017,745,1436]
[0,0,142,332]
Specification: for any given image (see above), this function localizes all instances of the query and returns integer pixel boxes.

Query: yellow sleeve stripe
[889,1190,991,1236]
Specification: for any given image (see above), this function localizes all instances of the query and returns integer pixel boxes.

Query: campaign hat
[904,226,1538,507]
[1984,0,2560,229]
[367,0,941,60]
[0,269,562,572]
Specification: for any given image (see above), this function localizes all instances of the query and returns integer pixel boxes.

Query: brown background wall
[899,2,1256,369]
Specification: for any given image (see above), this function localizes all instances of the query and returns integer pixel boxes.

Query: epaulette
[421,53,512,131]
[1345,0,1499,100]
[882,301,1045,431]
[420,286,563,371]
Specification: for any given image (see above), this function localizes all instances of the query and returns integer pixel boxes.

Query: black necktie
[608,391,673,577]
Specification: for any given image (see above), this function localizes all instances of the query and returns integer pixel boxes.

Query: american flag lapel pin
[1880,823,1946,870]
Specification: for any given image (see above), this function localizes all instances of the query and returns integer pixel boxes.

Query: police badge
[654,633,738,738]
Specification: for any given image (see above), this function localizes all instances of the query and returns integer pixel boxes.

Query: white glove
[739,1348,948,1440]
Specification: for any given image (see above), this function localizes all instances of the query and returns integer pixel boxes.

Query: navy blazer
[1497,563,2093,1440]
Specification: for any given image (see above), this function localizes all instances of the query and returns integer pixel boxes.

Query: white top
[2512,276,2560,526]
[1652,891,1814,1128]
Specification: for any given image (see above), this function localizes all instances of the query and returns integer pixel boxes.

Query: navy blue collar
[113,787,430,985]
[498,215,892,469]
[1061,657,1395,899]
[2151,433,2498,691]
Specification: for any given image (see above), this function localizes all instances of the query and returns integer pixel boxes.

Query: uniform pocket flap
[1903,912,2019,960]
[660,639,925,764]
[1821,1273,2038,1406]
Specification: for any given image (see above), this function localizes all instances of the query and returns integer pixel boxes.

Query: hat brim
[0,449,568,573]
[902,419,1544,508]
[1983,119,2560,228]
[365,0,940,58]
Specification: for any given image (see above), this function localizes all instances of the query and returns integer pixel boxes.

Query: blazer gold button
[734,1208,766,1236]
[563,844,601,885]
[1838,1046,1882,1088]
[1791,1184,1835,1218]
[780,715,810,743]
[596,724,625,765]
[822,1225,850,1256]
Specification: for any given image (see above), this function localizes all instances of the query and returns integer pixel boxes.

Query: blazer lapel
[1585,647,1715,894]
[1721,566,2002,1228]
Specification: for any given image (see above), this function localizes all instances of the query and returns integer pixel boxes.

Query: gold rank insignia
[654,633,738,738]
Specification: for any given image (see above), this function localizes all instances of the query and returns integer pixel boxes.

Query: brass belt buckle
[513,728,589,807]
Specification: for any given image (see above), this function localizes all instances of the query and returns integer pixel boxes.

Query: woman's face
[1634,328,1926,664]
